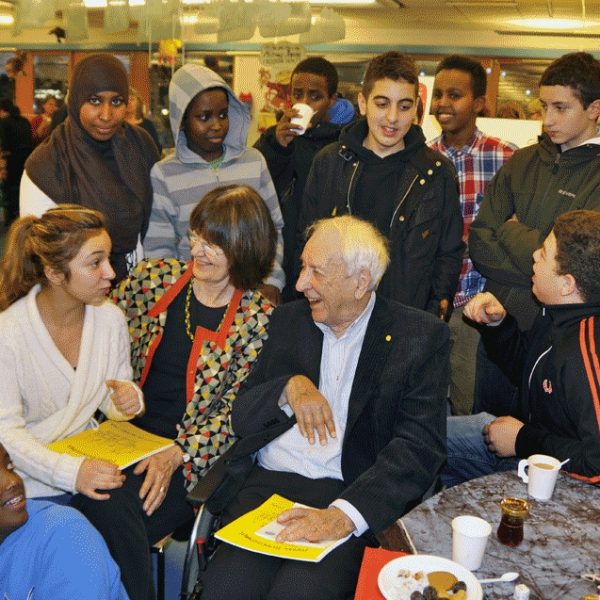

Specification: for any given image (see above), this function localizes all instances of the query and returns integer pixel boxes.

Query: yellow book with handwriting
[214,494,351,562]
[48,421,173,469]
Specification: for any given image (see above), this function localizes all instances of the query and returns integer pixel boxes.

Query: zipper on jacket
[527,344,553,422]
[345,160,360,214]
[389,174,419,230]
[540,152,561,207]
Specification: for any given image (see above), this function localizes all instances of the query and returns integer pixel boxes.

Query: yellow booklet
[215,494,351,563]
[48,421,174,469]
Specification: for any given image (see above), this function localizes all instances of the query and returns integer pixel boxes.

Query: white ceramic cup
[290,102,315,135]
[517,453,561,501]
[451,515,492,571]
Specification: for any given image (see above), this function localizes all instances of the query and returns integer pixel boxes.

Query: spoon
[559,458,570,468]
[478,572,519,584]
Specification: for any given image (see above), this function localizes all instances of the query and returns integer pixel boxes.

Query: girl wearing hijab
[20,54,160,282]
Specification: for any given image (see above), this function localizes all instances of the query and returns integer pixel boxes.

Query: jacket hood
[168,64,249,162]
[339,119,425,163]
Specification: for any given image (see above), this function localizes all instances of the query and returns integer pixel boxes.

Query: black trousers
[201,467,370,600]
[71,466,194,600]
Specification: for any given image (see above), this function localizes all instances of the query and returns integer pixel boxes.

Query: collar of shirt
[576,135,600,147]
[314,291,376,340]
[438,128,482,157]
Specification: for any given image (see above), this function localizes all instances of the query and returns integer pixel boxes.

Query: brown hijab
[25,54,160,281]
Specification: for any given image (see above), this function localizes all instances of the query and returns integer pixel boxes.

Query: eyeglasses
[187,231,224,256]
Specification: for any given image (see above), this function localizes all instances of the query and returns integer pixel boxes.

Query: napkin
[354,547,408,600]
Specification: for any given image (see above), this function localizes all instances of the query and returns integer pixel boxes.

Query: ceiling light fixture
[496,29,600,38]
[302,0,376,4]
[507,17,597,29]
[182,0,376,4]
[446,1,517,6]
[181,13,199,24]
[0,13,13,25]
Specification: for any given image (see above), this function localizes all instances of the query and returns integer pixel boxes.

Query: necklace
[184,279,231,341]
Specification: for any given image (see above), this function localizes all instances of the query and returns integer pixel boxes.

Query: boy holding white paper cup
[254,57,342,301]
[444,210,600,488]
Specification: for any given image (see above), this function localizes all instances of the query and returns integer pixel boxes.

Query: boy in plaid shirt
[429,55,516,415]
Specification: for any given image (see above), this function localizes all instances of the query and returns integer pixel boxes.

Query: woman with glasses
[72,184,277,600]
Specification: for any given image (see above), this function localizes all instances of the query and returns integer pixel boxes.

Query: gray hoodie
[145,64,284,290]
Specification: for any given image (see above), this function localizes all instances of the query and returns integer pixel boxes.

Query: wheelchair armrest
[185,424,287,511]
[186,458,229,507]
[185,448,255,514]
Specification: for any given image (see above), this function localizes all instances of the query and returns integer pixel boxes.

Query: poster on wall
[258,42,305,132]
[418,76,434,126]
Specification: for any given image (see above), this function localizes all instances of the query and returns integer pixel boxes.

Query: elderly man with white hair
[201,214,449,599]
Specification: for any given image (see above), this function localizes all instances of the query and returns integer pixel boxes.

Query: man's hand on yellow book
[134,445,183,516]
[275,506,355,543]
[75,459,125,501]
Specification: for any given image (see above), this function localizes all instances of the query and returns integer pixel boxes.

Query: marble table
[401,470,600,599]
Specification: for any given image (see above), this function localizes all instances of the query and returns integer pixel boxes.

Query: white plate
[377,554,483,600]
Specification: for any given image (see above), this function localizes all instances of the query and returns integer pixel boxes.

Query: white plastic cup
[451,515,491,570]
[290,102,315,134]
[517,453,561,501]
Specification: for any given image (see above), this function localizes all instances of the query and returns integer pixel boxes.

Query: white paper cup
[517,453,561,501]
[290,102,315,135]
[451,515,491,571]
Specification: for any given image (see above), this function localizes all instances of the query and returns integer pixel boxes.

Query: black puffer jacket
[299,120,463,314]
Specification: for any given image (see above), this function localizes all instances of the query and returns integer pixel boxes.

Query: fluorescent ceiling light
[181,13,199,23]
[183,0,375,4]
[83,0,108,6]
[304,0,376,3]
[508,17,598,29]
[446,1,516,5]
[0,13,13,25]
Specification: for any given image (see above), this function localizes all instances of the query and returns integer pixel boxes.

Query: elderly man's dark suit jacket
[227,294,449,536]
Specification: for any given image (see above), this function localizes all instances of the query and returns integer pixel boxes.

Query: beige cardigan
[0,285,139,498]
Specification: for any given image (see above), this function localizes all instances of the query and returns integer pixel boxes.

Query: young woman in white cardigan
[0,205,143,502]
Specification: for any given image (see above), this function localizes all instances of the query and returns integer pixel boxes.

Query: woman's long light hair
[0,204,106,311]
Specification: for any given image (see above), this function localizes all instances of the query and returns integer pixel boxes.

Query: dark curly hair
[435,54,487,98]
[554,210,600,303]
[291,57,338,98]
[362,52,418,99]
[539,52,600,108]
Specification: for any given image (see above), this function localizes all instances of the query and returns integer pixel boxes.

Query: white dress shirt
[257,292,376,535]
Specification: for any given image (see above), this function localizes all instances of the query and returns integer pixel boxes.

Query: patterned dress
[112,258,272,489]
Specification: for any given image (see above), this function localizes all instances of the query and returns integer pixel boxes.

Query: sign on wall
[257,42,305,132]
